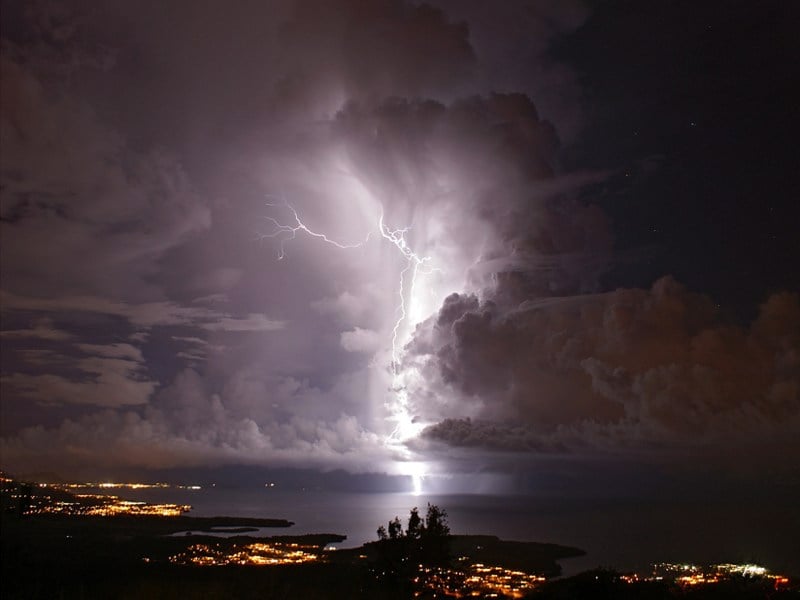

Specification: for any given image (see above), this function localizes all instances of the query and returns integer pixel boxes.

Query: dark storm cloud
[62,0,477,152]
[183,88,609,470]
[0,0,492,475]
[424,0,590,139]
[0,46,211,299]
[409,278,800,459]
[274,0,476,100]
[3,0,796,482]
[0,0,477,304]
[420,417,567,453]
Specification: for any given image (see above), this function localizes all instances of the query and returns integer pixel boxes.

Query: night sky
[1,0,798,503]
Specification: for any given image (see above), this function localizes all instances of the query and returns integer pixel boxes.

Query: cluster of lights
[40,481,201,491]
[169,542,320,566]
[8,481,199,516]
[621,562,790,589]
[413,562,546,599]
[79,498,191,517]
[24,494,191,517]
[3,475,201,517]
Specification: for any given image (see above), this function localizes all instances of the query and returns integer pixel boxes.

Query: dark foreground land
[1,512,353,599]
[3,513,798,600]
[1,512,582,598]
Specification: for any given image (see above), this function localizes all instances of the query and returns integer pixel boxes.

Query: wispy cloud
[0,290,284,332]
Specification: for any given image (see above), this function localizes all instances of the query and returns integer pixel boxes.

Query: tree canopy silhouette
[422,503,449,538]
[406,506,422,539]
[375,503,452,573]
[376,504,450,544]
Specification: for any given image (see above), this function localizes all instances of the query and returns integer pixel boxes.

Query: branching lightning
[378,211,436,372]
[262,197,435,492]
[261,200,371,259]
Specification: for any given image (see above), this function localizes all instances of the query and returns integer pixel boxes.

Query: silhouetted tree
[423,503,449,538]
[406,506,422,539]
[416,503,450,567]
[388,516,404,540]
[374,503,452,592]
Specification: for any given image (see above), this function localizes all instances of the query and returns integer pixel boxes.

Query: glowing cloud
[261,197,439,489]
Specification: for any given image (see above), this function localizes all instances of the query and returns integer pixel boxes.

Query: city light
[4,479,196,517]
[169,542,320,566]
[22,493,191,517]
[413,562,546,598]
[626,562,791,590]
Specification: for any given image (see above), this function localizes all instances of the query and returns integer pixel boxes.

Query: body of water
[108,486,800,576]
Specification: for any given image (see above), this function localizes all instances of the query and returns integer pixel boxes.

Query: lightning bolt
[262,197,434,490]
[260,199,372,259]
[378,211,436,374]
